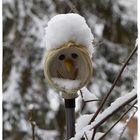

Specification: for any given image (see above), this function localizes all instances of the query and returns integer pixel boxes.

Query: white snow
[83,131,104,140]
[3,66,22,103]
[52,78,81,90]
[45,13,94,56]
[71,89,137,140]
[18,119,30,132]
[94,23,104,37]
[2,0,14,4]
[27,103,39,111]
[114,0,137,22]
[76,114,93,132]
[76,87,98,112]
[78,87,98,101]
[4,121,12,131]
[47,89,60,111]
[110,121,127,139]
[37,128,58,140]
[45,111,55,124]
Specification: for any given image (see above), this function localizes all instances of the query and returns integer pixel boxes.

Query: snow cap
[45,13,94,56]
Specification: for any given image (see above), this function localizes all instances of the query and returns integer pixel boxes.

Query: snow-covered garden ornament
[44,13,94,99]
[44,13,94,139]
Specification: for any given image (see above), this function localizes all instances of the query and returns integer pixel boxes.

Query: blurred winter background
[3,0,137,140]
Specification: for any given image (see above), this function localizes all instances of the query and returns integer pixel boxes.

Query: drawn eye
[59,54,65,60]
[71,53,78,59]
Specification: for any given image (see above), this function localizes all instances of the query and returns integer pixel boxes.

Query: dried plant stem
[31,121,36,140]
[99,100,137,140]
[89,46,138,124]
[28,106,36,140]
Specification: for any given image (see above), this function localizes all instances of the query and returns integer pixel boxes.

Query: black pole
[65,98,75,140]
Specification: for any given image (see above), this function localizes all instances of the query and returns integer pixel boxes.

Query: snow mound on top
[45,13,94,56]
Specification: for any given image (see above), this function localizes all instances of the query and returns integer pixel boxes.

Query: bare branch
[89,46,138,124]
[30,121,36,140]
[84,99,102,103]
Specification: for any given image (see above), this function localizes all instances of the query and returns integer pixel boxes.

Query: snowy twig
[119,103,138,139]
[89,46,138,124]
[71,89,137,140]
[80,90,101,111]
[98,100,137,140]
[81,99,102,112]
[90,94,137,140]
[30,121,36,140]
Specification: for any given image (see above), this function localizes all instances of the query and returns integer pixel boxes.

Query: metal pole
[65,98,75,140]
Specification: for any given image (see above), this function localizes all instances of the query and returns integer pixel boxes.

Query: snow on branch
[79,87,98,101]
[71,89,137,140]
[99,100,137,140]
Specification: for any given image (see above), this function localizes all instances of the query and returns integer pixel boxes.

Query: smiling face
[44,45,93,94]
[49,47,80,80]
[57,52,79,80]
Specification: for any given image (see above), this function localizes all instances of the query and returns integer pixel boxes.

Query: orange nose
[64,59,73,72]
